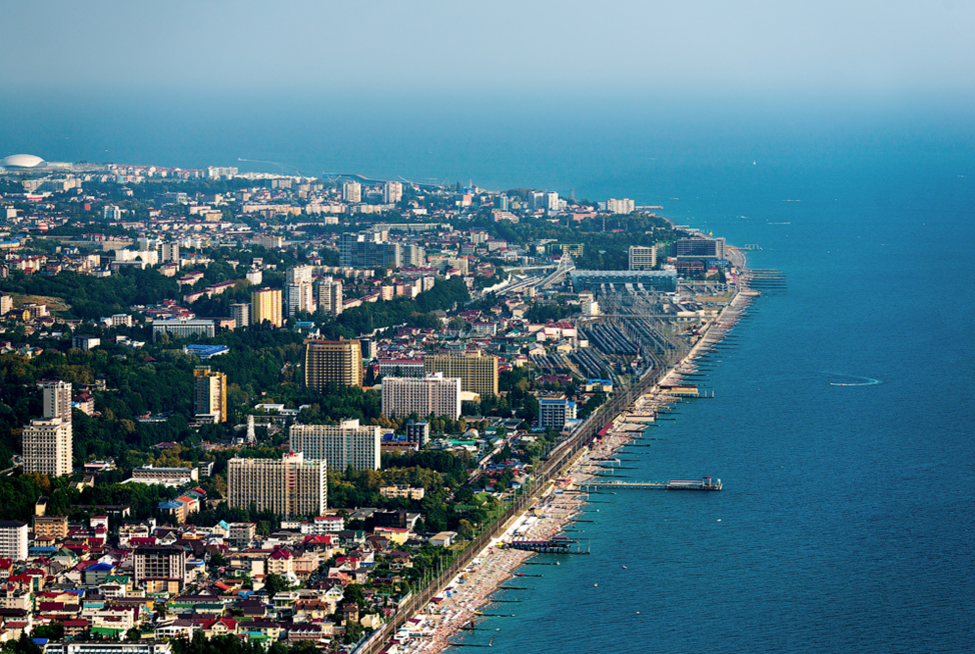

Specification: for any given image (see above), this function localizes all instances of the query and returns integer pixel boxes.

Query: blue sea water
[2,90,973,652]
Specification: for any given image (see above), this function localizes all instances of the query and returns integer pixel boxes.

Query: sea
[3,89,974,652]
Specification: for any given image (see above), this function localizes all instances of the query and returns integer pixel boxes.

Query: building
[538,398,577,430]
[628,245,657,271]
[41,380,72,424]
[424,350,498,397]
[33,515,69,540]
[304,339,362,390]
[289,419,382,471]
[570,269,678,293]
[159,242,180,265]
[131,465,199,485]
[133,545,186,592]
[405,420,430,446]
[607,198,635,214]
[285,282,315,317]
[152,319,215,342]
[103,205,122,221]
[285,266,316,317]
[339,232,401,269]
[379,359,425,379]
[43,641,172,654]
[227,453,327,517]
[193,367,227,423]
[251,288,283,328]
[383,181,403,204]
[380,486,424,500]
[230,303,250,329]
[72,335,101,351]
[228,522,256,548]
[381,373,462,420]
[23,417,72,477]
[0,521,28,561]
[675,236,725,260]
[315,276,343,317]
[341,181,361,203]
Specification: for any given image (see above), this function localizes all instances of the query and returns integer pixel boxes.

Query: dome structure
[0,154,46,169]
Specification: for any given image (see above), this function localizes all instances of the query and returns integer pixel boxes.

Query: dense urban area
[0,155,738,654]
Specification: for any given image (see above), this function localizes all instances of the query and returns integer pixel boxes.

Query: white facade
[0,521,28,561]
[607,198,635,214]
[316,276,343,317]
[41,380,72,423]
[342,181,362,203]
[628,245,657,271]
[289,419,382,471]
[228,452,327,517]
[381,373,462,420]
[285,282,316,317]
[24,417,72,477]
[383,181,403,204]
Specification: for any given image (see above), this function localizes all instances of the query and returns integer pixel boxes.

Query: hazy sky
[3,0,974,97]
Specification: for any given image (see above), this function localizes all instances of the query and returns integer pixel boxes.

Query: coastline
[384,248,752,654]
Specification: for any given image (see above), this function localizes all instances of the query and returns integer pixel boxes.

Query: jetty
[583,477,722,491]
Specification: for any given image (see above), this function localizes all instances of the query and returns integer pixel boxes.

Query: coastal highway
[357,358,672,654]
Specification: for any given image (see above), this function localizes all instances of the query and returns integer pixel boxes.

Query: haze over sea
[3,91,973,652]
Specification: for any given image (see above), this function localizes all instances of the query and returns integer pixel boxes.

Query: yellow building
[193,367,227,423]
[304,339,362,390]
[251,288,283,328]
[424,350,498,397]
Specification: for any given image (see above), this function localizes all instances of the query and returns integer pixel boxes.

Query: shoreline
[385,249,753,654]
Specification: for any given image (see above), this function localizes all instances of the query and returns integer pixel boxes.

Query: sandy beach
[385,267,754,654]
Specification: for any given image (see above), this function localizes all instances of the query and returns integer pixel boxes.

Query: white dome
[0,154,46,168]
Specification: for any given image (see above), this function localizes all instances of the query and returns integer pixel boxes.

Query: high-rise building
[539,398,577,430]
[304,339,362,390]
[0,521,28,561]
[228,452,327,517]
[628,245,657,271]
[231,303,250,329]
[424,350,498,397]
[193,367,227,423]
[315,276,343,317]
[286,265,314,285]
[251,288,283,327]
[401,244,426,267]
[339,232,402,269]
[383,181,403,204]
[23,417,72,477]
[607,198,635,214]
[290,419,381,471]
[133,545,186,591]
[342,181,361,203]
[103,205,121,221]
[405,420,430,447]
[285,282,316,317]
[381,373,462,420]
[158,242,180,265]
[40,380,72,425]
[675,236,725,260]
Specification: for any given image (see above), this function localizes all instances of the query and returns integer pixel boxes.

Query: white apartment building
[231,302,250,329]
[342,181,362,203]
[628,245,657,271]
[228,452,327,517]
[539,398,577,430]
[384,181,403,204]
[23,417,72,477]
[289,419,382,471]
[607,198,635,214]
[41,380,72,424]
[316,276,343,317]
[285,282,316,317]
[381,372,462,420]
[0,521,28,561]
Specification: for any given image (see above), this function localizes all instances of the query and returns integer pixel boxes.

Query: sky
[2,0,974,98]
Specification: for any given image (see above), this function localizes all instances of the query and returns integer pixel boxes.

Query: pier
[583,477,722,491]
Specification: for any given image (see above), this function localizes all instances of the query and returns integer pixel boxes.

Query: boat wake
[823,372,882,387]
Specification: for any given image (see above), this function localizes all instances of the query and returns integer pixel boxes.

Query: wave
[822,371,882,387]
